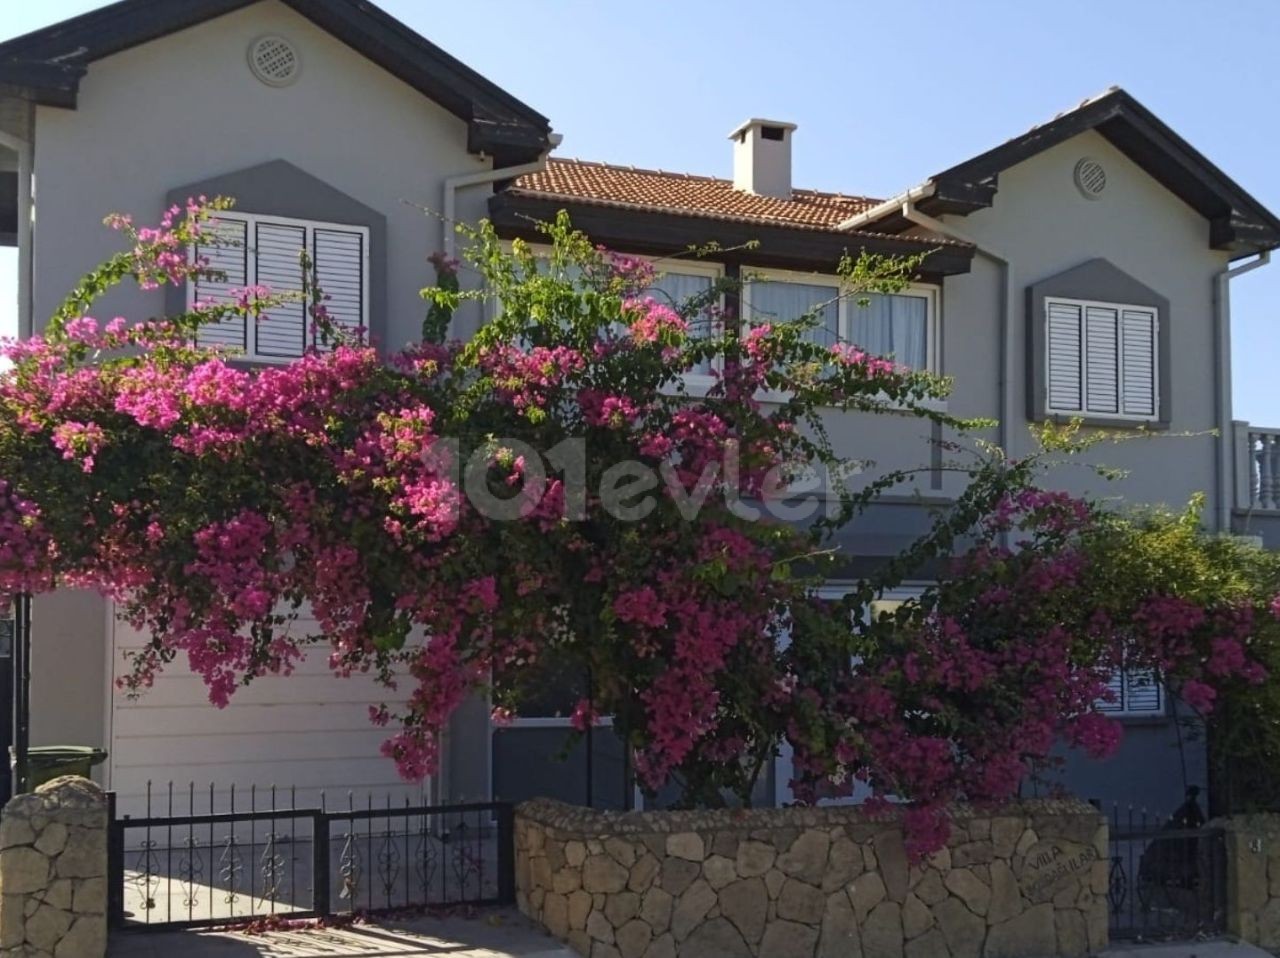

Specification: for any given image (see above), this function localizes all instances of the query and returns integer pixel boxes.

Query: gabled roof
[0,0,552,165]
[852,87,1280,257]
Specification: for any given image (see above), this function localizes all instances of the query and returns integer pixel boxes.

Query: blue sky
[2,0,1278,423]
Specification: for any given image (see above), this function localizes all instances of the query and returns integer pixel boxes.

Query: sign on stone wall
[1018,839,1099,903]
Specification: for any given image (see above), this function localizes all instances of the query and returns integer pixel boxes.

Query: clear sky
[2,0,1278,424]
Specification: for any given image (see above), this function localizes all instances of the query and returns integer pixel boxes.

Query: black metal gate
[1107,803,1227,940]
[108,784,514,931]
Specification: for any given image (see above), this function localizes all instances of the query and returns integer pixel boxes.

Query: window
[1097,668,1164,717]
[643,262,722,381]
[742,269,938,372]
[189,212,369,361]
[1044,297,1158,420]
[774,582,927,807]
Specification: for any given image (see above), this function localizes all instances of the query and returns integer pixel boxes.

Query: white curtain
[849,293,929,369]
[747,280,840,348]
[647,271,715,373]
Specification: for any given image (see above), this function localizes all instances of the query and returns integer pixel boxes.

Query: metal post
[106,792,125,929]
[495,803,515,905]
[10,593,30,795]
[313,811,330,917]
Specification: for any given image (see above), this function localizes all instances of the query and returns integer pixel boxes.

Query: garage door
[107,608,426,817]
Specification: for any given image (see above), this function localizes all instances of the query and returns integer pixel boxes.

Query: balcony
[1234,423,1280,548]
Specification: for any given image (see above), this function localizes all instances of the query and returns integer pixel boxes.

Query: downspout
[1214,250,1271,534]
[441,132,563,260]
[855,197,1016,458]
[434,135,560,803]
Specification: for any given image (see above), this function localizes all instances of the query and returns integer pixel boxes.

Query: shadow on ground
[108,909,573,958]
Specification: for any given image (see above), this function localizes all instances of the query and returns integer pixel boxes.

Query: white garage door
[107,608,427,817]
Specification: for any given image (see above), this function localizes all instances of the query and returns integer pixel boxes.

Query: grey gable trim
[0,0,550,165]
[1025,257,1172,429]
[165,159,388,351]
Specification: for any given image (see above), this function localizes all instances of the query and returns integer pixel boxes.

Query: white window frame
[642,257,725,395]
[740,267,941,374]
[1043,295,1160,422]
[1096,668,1166,718]
[186,210,371,364]
[774,581,928,807]
[503,243,725,394]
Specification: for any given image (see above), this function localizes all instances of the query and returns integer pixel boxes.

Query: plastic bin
[26,746,108,789]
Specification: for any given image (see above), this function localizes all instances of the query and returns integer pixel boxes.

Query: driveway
[108,910,574,958]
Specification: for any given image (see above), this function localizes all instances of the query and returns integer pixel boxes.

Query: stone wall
[1220,814,1280,949]
[0,777,108,958]
[515,799,1108,958]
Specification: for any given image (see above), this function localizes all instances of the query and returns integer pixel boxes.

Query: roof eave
[0,0,552,160]
[488,191,976,278]
[853,89,1280,257]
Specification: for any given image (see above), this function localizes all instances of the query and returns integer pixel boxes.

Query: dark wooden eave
[0,0,552,166]
[867,88,1280,257]
[488,192,976,279]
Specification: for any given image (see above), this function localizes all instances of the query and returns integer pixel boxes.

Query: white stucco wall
[30,0,495,346]
[946,129,1229,513]
[26,0,501,764]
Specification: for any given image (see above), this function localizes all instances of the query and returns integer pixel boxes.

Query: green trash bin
[27,746,108,789]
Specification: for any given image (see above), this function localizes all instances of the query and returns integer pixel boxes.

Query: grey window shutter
[253,222,308,358]
[311,228,366,348]
[193,217,249,350]
[1084,306,1119,414]
[1046,302,1083,412]
[1121,308,1158,417]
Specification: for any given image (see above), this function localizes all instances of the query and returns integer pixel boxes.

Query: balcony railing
[1236,422,1280,511]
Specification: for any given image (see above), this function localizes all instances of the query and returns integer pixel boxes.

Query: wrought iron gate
[1107,803,1226,940]
[108,784,514,931]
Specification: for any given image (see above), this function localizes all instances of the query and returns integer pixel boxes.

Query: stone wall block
[514,798,1107,958]
[0,777,108,958]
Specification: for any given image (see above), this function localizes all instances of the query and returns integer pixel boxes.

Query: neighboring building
[0,0,1276,817]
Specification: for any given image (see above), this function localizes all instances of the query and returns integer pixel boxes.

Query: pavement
[1102,941,1275,958]
[107,909,575,958]
[107,918,1279,958]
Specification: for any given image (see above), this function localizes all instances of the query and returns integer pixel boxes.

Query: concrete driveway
[108,910,574,958]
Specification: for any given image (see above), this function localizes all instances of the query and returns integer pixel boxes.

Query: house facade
[0,0,1276,819]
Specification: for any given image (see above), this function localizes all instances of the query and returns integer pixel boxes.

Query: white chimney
[729,118,797,199]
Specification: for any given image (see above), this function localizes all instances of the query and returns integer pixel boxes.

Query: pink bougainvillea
[0,204,1269,858]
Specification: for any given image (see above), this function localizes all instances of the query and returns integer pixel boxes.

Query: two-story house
[0,0,1276,818]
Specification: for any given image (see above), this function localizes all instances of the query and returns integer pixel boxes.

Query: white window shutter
[1084,306,1119,414]
[1121,308,1158,417]
[1047,301,1083,412]
[1097,670,1126,712]
[253,222,308,358]
[193,217,249,350]
[312,228,366,348]
[1123,669,1163,713]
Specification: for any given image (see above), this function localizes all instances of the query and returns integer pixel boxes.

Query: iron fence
[108,783,513,931]
[1107,803,1226,940]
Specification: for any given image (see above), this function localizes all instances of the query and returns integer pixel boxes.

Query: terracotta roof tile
[511,158,883,233]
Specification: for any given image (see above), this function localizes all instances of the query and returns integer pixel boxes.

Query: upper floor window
[189,212,369,361]
[642,262,723,381]
[742,269,938,372]
[1097,668,1164,717]
[1045,297,1158,420]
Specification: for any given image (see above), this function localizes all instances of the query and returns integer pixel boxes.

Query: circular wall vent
[1073,157,1107,200]
[248,35,301,87]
